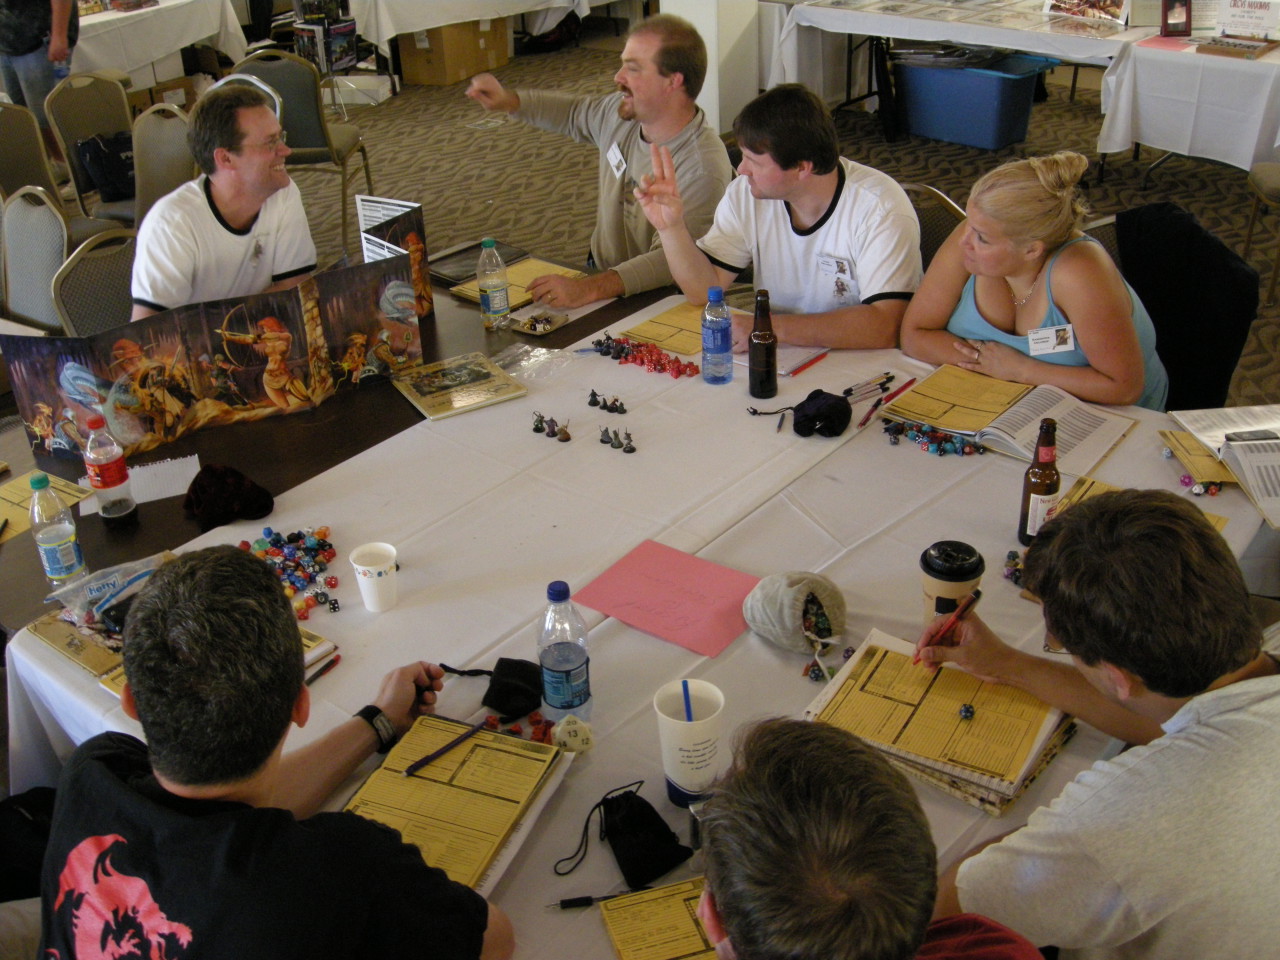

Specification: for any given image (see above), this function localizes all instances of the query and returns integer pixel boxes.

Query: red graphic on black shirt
[49,834,193,959]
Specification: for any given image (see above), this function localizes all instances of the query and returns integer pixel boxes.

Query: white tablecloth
[1100,39,1280,171]
[768,2,1150,92]
[74,0,248,77]
[7,319,1266,958]
[349,0,591,59]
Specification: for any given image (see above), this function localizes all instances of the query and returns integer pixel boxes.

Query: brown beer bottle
[748,290,777,399]
[1018,418,1061,546]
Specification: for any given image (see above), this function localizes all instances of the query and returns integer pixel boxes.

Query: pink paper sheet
[574,540,760,657]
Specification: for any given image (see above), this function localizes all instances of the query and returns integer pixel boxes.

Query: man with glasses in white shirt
[131,84,316,320]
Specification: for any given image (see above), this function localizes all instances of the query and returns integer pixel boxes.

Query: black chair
[1110,202,1258,411]
[900,182,965,270]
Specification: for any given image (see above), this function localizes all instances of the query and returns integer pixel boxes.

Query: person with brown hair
[465,14,731,308]
[131,84,316,320]
[636,84,921,351]
[901,152,1166,409]
[920,490,1280,958]
[39,546,514,960]
[699,718,1040,960]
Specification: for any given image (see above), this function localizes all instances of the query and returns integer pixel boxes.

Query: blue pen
[682,680,693,721]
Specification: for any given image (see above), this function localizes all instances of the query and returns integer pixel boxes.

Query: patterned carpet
[293,41,1279,406]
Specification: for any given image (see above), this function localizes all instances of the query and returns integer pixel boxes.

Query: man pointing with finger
[465,14,731,309]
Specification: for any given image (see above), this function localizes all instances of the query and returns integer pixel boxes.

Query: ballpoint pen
[858,376,917,429]
[402,718,487,777]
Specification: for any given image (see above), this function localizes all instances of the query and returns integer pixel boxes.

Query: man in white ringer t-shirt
[637,83,922,352]
[131,84,316,321]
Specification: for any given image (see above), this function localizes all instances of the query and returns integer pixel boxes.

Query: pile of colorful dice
[239,525,340,619]
[591,332,700,378]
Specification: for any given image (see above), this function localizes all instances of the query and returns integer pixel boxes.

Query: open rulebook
[1169,404,1280,527]
[805,629,1075,815]
[344,715,564,890]
[26,610,335,699]
[881,365,1135,476]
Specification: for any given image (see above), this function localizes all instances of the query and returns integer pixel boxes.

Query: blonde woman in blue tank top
[901,152,1168,410]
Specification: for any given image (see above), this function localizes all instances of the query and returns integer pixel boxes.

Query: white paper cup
[350,542,398,612]
[653,679,725,807]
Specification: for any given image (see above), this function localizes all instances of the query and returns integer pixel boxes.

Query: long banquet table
[5,293,1269,958]
[768,0,1150,93]
[1099,38,1280,172]
[348,0,591,59]
[74,0,248,79]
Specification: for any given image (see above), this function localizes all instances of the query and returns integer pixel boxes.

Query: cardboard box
[397,18,509,87]
[182,44,228,80]
[126,86,154,120]
[153,49,184,83]
[151,76,197,110]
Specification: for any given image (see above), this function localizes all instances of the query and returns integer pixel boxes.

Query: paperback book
[392,351,527,420]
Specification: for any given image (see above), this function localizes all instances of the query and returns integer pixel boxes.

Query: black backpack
[76,131,136,202]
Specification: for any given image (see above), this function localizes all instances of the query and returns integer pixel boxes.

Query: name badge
[817,254,851,278]
[607,142,626,180]
[1027,325,1076,356]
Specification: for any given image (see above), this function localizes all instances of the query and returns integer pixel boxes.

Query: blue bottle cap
[547,580,570,602]
[707,286,723,302]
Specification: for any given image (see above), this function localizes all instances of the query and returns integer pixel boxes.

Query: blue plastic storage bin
[894,54,1059,150]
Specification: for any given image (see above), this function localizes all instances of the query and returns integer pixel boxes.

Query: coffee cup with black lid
[920,541,984,627]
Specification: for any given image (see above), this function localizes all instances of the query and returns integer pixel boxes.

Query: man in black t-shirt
[39,545,514,960]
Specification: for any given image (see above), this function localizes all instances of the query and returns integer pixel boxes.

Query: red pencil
[914,589,981,665]
[786,351,829,377]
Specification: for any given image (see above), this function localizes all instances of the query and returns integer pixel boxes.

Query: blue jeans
[0,40,69,128]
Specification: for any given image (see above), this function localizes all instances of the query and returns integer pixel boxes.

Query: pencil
[402,718,487,777]
[914,589,981,665]
[786,351,828,377]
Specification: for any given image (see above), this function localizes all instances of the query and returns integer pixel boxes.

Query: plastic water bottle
[83,414,137,529]
[30,472,88,588]
[538,580,591,722]
[477,237,510,331]
[51,59,70,81]
[701,285,733,385]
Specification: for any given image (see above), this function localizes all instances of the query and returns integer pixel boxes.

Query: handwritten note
[574,540,759,657]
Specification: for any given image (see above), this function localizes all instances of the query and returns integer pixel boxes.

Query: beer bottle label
[1024,492,1061,538]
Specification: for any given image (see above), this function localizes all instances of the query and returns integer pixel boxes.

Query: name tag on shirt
[818,254,852,279]
[607,142,626,180]
[1027,324,1076,356]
